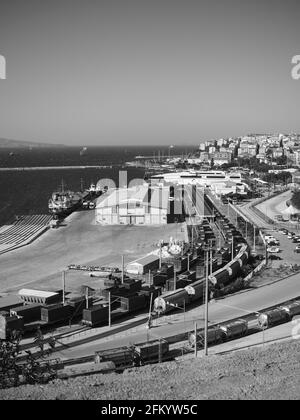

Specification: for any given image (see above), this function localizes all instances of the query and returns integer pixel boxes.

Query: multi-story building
[212,151,232,166]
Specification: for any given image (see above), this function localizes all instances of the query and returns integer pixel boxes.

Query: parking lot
[264,228,300,267]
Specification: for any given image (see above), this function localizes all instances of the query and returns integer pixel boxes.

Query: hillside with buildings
[188,134,300,167]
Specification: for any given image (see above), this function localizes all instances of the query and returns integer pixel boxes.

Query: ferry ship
[48,181,101,217]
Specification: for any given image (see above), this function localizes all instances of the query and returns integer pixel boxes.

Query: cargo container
[102,286,134,300]
[67,296,94,318]
[41,304,74,324]
[10,303,41,324]
[166,278,189,291]
[120,295,147,312]
[174,257,188,273]
[135,340,169,361]
[0,313,24,340]
[122,279,142,292]
[152,274,168,287]
[82,305,109,326]
[138,286,161,301]
[95,346,136,367]
[158,264,174,277]
[104,278,119,287]
[220,319,248,340]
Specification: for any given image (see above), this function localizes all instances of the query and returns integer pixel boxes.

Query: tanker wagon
[184,278,205,303]
[280,301,300,319]
[188,327,225,349]
[220,319,248,341]
[153,288,189,314]
[258,308,290,329]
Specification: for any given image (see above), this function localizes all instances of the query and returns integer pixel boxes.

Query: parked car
[267,240,280,246]
[294,245,300,253]
[268,254,282,260]
[278,229,288,235]
[267,246,280,253]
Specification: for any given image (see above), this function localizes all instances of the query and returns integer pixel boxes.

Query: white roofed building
[95,185,172,225]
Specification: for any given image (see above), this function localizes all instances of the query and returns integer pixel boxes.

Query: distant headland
[0,138,66,149]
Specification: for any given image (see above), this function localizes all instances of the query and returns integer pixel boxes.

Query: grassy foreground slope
[1,339,300,400]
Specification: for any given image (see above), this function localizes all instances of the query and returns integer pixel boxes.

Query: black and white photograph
[0,0,300,403]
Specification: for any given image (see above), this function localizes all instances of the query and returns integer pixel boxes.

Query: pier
[0,165,116,171]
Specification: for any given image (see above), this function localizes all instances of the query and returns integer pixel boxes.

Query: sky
[0,0,299,146]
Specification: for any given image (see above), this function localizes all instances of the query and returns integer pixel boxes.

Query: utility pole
[204,246,209,356]
[174,269,177,291]
[209,242,213,275]
[231,237,235,260]
[187,253,190,272]
[108,291,111,328]
[194,322,197,358]
[159,243,162,269]
[191,225,194,247]
[147,293,153,329]
[85,286,89,309]
[253,225,256,253]
[62,271,65,305]
[121,255,125,284]
[158,339,162,364]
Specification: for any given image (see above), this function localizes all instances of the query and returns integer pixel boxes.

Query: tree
[0,331,58,389]
[291,191,300,210]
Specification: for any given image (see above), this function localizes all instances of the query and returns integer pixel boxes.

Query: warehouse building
[126,254,160,275]
[95,184,174,225]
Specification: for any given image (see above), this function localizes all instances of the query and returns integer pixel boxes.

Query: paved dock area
[0,210,187,293]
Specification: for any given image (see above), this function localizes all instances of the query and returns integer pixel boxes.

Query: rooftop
[18,289,59,298]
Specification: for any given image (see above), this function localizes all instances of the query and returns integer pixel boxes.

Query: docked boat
[85,182,102,197]
[48,181,88,217]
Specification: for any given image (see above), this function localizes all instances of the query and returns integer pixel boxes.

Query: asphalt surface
[0,210,187,293]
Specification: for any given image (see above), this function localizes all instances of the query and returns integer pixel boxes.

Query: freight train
[188,300,300,350]
[153,242,250,314]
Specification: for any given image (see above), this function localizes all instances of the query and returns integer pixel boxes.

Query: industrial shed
[18,289,60,305]
[95,184,172,225]
[126,254,160,275]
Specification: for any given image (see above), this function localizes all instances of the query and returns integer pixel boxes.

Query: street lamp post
[204,245,210,356]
